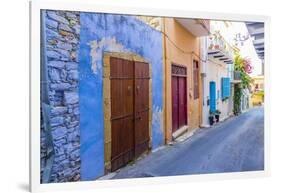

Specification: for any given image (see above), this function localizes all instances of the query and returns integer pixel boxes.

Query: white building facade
[201,21,236,127]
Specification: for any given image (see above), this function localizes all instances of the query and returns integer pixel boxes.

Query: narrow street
[111,106,264,179]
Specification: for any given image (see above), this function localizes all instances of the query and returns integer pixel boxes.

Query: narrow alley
[111,107,264,179]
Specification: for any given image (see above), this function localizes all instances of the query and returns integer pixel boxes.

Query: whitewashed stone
[47,52,68,61]
[51,106,68,116]
[67,70,78,81]
[50,83,72,90]
[47,11,69,25]
[48,61,65,69]
[46,28,59,39]
[52,126,67,139]
[46,18,58,29]
[50,117,64,127]
[49,68,61,81]
[72,24,80,34]
[57,41,72,51]
[64,91,78,105]
[59,23,73,33]
[65,62,78,70]
[53,48,71,59]
[42,10,80,183]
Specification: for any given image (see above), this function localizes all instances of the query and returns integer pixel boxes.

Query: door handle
[136,85,140,94]
[127,86,132,95]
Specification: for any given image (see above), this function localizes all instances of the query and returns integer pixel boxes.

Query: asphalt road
[111,106,264,179]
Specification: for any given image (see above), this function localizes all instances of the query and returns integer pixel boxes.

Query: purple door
[171,64,187,133]
[178,77,187,127]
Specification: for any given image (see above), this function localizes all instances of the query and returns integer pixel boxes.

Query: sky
[229,22,263,77]
[211,20,263,77]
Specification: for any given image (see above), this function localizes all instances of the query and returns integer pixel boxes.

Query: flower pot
[214,44,220,49]
[215,114,220,122]
[209,116,215,126]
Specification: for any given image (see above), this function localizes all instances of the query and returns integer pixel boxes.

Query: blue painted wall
[79,13,164,180]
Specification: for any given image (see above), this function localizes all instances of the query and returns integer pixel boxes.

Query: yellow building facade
[137,16,210,143]
[251,75,264,106]
[163,18,204,142]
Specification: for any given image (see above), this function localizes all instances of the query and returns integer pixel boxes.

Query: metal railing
[208,31,235,59]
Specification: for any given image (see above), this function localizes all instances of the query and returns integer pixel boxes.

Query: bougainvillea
[234,55,253,88]
[233,54,253,115]
[243,57,253,74]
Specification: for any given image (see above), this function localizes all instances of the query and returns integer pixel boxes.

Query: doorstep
[172,125,188,140]
[200,124,211,128]
[174,128,197,143]
[97,172,117,180]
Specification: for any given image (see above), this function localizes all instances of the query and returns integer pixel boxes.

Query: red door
[178,77,187,127]
[172,64,187,133]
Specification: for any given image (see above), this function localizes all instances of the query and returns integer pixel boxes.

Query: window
[193,60,199,99]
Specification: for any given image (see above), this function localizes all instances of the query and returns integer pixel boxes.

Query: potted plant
[214,44,220,49]
[215,110,221,122]
[209,111,215,126]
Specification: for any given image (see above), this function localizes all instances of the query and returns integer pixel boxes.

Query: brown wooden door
[134,61,150,158]
[110,57,134,171]
[172,64,187,133]
[110,58,149,171]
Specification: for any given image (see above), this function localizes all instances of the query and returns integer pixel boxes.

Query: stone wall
[41,10,81,183]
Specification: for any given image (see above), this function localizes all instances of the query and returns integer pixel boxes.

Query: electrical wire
[160,27,236,69]
[161,30,208,63]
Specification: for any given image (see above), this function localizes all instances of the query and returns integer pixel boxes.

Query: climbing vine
[234,55,252,88]
[233,54,253,115]
[233,83,242,115]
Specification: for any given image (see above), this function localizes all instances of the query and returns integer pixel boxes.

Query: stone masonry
[41,10,81,183]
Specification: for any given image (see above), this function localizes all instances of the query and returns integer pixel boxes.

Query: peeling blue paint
[79,13,164,180]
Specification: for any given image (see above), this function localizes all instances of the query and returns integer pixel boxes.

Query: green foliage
[233,54,252,115]
[233,84,242,115]
[234,55,252,88]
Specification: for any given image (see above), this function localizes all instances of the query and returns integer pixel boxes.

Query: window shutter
[221,77,230,99]
[193,60,199,99]
[210,81,216,112]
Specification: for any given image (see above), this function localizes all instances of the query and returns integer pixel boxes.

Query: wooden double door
[172,64,187,133]
[110,57,150,172]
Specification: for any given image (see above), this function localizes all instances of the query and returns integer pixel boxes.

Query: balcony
[208,32,234,64]
[176,18,210,37]
[246,22,264,60]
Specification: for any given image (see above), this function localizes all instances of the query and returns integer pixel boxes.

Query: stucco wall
[163,18,202,142]
[79,13,164,180]
[207,60,231,121]
[200,37,210,127]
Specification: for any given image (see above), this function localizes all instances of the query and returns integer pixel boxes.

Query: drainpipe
[162,18,168,144]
